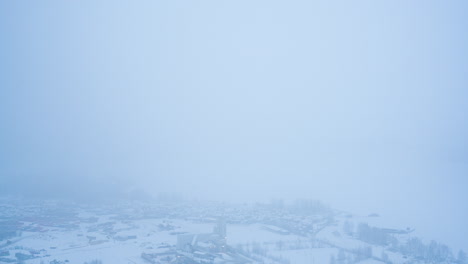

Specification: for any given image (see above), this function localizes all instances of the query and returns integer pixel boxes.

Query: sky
[1,0,467,252]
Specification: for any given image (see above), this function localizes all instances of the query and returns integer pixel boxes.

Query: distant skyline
[1,0,467,252]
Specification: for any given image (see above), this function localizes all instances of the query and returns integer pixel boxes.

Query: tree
[84,260,103,264]
[381,251,390,263]
[458,250,467,264]
[343,221,354,236]
[337,249,346,264]
[276,240,284,251]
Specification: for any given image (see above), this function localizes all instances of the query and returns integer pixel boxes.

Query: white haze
[0,0,467,252]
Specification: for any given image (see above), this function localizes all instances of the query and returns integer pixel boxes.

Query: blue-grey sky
[1,0,467,251]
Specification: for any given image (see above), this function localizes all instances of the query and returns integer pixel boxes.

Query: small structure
[177,218,227,253]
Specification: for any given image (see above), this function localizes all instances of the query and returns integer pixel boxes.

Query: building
[177,218,227,253]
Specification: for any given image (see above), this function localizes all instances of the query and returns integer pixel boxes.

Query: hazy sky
[1,0,467,251]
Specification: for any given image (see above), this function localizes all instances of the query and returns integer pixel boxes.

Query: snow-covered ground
[0,198,463,264]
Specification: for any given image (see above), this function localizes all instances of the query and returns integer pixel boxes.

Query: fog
[1,0,467,253]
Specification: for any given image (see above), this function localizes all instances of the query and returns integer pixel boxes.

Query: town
[0,196,465,264]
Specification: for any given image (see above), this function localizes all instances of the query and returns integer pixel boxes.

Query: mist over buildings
[1,0,467,252]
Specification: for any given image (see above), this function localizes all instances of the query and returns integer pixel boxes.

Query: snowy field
[0,198,463,264]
